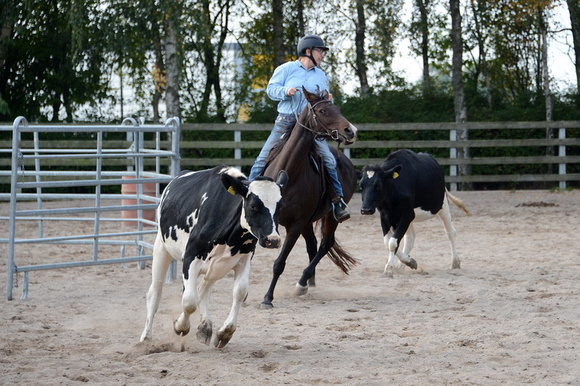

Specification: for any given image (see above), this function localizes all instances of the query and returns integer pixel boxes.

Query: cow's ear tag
[227,186,237,195]
[392,171,399,179]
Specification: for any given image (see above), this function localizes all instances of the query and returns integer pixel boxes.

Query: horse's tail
[318,217,358,274]
[327,240,358,274]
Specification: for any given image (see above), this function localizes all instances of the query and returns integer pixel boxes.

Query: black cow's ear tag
[392,171,400,179]
[227,186,237,195]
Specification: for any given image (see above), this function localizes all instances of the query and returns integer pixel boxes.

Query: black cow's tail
[445,189,470,215]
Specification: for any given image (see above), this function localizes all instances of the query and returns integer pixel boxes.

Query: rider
[248,34,350,222]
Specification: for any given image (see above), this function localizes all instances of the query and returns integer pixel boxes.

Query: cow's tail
[445,189,470,215]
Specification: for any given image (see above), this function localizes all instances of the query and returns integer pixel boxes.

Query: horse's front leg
[262,229,301,308]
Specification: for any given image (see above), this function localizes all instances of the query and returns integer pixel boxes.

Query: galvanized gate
[1,117,181,300]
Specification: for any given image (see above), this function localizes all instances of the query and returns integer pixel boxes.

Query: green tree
[566,0,580,105]
[0,0,109,122]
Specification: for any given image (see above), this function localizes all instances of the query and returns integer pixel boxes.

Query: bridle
[292,96,341,141]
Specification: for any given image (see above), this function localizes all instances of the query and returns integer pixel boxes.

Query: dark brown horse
[261,88,358,308]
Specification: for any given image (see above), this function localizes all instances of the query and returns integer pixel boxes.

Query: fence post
[166,117,181,177]
[449,128,457,191]
[7,117,27,300]
[234,130,241,171]
[559,128,566,190]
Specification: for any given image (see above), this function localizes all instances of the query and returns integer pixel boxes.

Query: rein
[292,97,340,141]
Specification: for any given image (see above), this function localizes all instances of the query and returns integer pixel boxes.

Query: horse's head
[301,87,357,145]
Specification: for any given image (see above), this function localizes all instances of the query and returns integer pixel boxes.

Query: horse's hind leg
[302,224,318,287]
[296,214,338,292]
[261,229,301,308]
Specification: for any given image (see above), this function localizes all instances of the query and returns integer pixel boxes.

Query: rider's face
[311,47,327,63]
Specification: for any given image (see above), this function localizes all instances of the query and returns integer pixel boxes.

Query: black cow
[140,166,287,348]
[359,149,469,277]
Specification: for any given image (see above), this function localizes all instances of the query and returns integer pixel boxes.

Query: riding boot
[332,196,351,223]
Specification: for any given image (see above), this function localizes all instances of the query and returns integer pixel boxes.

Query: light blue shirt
[266,60,330,115]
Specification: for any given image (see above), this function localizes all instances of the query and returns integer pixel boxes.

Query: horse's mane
[265,127,292,163]
[266,93,328,164]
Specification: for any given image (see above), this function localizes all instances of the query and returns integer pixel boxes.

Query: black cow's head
[359,164,403,215]
[221,170,288,248]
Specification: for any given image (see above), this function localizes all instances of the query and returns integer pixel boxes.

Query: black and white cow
[140,166,287,348]
[359,149,469,277]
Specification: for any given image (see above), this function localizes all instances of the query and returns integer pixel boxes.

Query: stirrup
[332,198,351,223]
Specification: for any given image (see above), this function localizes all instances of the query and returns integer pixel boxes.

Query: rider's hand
[287,87,298,96]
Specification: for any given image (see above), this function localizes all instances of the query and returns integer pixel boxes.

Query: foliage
[0,0,578,127]
[0,0,111,122]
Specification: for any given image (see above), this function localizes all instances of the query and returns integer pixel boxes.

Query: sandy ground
[1,190,579,385]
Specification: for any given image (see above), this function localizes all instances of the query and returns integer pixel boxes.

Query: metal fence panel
[2,117,180,300]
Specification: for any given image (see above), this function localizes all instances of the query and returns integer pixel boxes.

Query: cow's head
[359,164,402,215]
[221,170,288,248]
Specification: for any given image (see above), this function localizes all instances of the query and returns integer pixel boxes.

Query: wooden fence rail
[2,121,580,190]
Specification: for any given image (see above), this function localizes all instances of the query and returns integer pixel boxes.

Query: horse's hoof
[452,261,461,269]
[407,258,418,270]
[260,301,274,309]
[295,283,308,296]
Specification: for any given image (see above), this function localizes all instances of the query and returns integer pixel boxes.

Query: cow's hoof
[295,283,309,296]
[140,330,151,342]
[406,258,418,270]
[173,321,190,337]
[260,301,274,309]
[196,323,212,345]
[215,325,236,348]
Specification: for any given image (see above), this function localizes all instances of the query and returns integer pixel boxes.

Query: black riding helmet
[297,35,329,67]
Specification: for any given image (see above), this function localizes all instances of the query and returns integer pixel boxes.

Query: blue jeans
[249,113,344,197]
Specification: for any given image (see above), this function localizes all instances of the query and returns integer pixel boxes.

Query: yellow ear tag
[227,186,237,195]
[392,171,399,179]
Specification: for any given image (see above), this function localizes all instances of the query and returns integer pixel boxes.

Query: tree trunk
[0,1,15,70]
[152,39,165,123]
[566,0,580,106]
[196,0,229,122]
[416,0,431,95]
[296,0,305,37]
[355,0,370,98]
[164,3,181,121]
[540,9,555,175]
[469,0,492,108]
[272,0,285,68]
[450,0,471,190]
